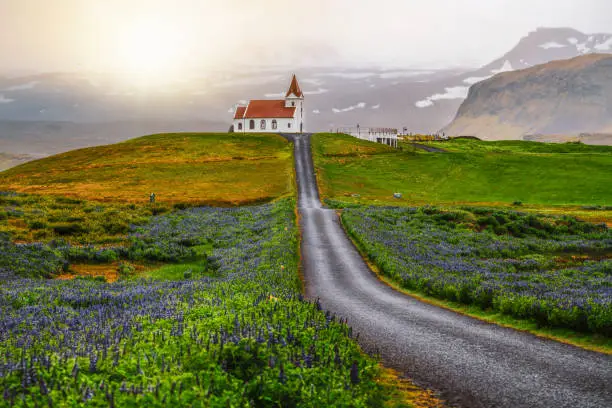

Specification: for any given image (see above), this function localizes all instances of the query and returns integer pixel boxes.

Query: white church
[233,75,305,134]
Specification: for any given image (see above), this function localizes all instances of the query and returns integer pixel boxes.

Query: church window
[238,122,243,130]
[260,120,266,130]
[272,120,278,130]
[291,101,295,106]
[288,123,291,129]
[249,120,255,130]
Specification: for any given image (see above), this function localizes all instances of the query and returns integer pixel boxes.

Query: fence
[335,127,398,148]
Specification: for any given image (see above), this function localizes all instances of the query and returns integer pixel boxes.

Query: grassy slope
[0,133,294,206]
[313,133,612,222]
[423,138,612,154]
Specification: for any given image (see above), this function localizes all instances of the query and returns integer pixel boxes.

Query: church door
[249,120,255,130]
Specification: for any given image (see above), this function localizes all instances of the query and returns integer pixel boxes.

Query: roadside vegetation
[0,133,294,206]
[312,133,612,223]
[342,205,611,350]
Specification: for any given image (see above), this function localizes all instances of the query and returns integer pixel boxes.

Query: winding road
[291,134,612,408]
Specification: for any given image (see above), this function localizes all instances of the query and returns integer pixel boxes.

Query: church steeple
[285,74,303,98]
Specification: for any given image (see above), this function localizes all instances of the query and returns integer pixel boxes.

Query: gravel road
[291,133,612,408]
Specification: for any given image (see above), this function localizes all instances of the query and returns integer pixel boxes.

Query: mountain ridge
[443,54,612,141]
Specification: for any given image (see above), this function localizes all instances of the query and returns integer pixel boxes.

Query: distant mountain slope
[0,28,610,135]
[0,120,227,158]
[443,54,612,141]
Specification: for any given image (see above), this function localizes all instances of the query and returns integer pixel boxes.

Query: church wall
[233,117,300,133]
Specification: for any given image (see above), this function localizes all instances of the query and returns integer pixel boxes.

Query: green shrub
[28,220,47,230]
[117,262,136,278]
[52,223,84,236]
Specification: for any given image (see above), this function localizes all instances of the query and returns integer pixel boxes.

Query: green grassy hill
[313,133,612,221]
[0,133,294,206]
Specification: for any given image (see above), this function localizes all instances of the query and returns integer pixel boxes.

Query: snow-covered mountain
[414,27,612,128]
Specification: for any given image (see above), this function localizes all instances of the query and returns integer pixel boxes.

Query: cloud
[332,102,366,113]
[0,95,14,103]
[2,81,39,91]
[415,86,470,108]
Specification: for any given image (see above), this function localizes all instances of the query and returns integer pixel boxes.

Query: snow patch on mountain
[2,81,39,91]
[415,99,434,108]
[594,37,612,51]
[491,60,514,74]
[332,102,366,113]
[415,86,470,108]
[539,42,566,49]
[0,95,14,104]
[568,37,579,45]
[576,42,590,53]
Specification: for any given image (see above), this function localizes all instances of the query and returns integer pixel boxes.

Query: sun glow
[116,17,188,82]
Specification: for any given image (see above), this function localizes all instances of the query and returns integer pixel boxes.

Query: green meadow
[312,133,612,222]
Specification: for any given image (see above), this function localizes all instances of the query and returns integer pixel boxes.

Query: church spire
[285,74,303,98]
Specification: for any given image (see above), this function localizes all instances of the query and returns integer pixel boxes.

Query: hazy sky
[1,0,611,75]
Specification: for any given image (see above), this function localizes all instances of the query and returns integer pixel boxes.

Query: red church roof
[234,100,296,119]
[285,74,303,98]
[233,106,247,119]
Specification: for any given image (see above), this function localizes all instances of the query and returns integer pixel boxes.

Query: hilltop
[0,133,294,205]
[443,54,612,141]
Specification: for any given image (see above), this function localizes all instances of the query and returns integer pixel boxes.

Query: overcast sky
[1,0,611,75]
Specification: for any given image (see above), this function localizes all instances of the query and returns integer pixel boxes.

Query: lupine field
[0,198,396,407]
[342,206,612,336]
